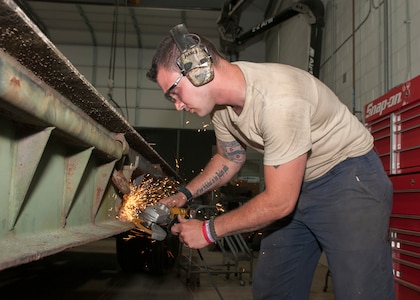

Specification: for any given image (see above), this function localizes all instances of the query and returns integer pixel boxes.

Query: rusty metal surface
[0,220,134,271]
[0,50,125,161]
[0,0,179,179]
[0,0,182,271]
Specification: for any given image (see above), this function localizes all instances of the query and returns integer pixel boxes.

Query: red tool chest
[364,75,420,299]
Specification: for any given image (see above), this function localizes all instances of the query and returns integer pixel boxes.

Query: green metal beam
[0,50,135,271]
[9,127,54,229]
[0,50,126,160]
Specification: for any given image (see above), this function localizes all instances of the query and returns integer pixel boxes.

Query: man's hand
[159,192,188,208]
[171,216,210,249]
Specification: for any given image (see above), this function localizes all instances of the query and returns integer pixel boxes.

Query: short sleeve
[261,96,313,166]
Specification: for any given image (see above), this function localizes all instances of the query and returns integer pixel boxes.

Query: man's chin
[194,110,208,118]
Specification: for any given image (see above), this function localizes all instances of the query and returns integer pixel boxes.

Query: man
[146,24,395,300]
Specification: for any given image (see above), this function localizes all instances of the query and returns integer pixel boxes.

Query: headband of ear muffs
[169,24,214,87]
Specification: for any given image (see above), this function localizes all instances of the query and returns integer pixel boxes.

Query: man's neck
[216,63,246,115]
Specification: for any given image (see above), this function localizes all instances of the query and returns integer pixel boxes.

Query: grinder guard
[136,203,188,241]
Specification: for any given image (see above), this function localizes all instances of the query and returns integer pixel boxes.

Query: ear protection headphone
[169,24,214,87]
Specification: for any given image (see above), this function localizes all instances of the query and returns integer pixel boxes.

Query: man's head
[146,28,222,85]
[146,25,225,116]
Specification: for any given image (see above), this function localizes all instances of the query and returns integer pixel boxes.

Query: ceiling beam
[30,0,224,11]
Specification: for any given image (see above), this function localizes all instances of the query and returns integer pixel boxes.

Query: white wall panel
[138,49,156,66]
[110,67,139,88]
[126,108,137,125]
[50,29,92,45]
[335,1,352,47]
[138,69,160,89]
[95,46,140,67]
[58,45,94,65]
[95,86,133,121]
[94,70,136,89]
[95,66,112,87]
[75,66,93,83]
[412,5,420,74]
[412,34,420,73]
[135,109,181,128]
[266,16,311,71]
[237,40,265,62]
[108,87,137,107]
[95,46,113,67]
[388,0,410,87]
[94,31,138,48]
[137,89,172,109]
[95,67,139,89]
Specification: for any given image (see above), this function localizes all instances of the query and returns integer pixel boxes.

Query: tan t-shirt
[211,62,373,181]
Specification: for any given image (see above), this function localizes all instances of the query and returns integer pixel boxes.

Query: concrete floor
[0,238,335,299]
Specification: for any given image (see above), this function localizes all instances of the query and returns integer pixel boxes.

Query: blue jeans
[253,150,395,300]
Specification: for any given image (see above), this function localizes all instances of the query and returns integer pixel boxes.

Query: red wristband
[202,220,213,244]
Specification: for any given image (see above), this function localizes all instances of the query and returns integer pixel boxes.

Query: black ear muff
[170,24,214,87]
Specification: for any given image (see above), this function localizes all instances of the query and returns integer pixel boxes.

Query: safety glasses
[164,73,184,103]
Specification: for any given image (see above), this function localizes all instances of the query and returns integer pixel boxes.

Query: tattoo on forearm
[274,165,280,169]
[219,140,246,164]
[197,165,229,195]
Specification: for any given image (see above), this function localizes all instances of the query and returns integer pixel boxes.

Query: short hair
[146,34,224,82]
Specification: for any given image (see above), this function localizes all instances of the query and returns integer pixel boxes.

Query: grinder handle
[167,207,188,236]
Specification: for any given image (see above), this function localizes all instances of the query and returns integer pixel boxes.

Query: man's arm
[173,152,307,248]
[160,138,246,208]
[215,152,307,236]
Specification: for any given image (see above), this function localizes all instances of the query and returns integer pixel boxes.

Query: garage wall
[319,0,420,119]
[263,1,420,121]
[58,1,420,129]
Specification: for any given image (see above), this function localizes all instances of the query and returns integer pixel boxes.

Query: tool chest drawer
[390,228,420,297]
[394,283,420,300]
[391,229,420,264]
[394,102,420,174]
[390,174,420,216]
[369,116,391,173]
[393,260,420,287]
[392,259,420,291]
